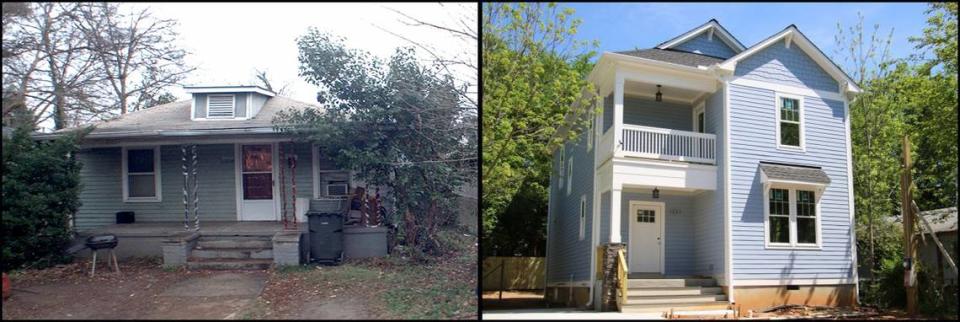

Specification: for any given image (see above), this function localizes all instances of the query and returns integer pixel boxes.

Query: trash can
[308,212,343,264]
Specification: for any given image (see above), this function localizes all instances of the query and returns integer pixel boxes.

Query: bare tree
[253,68,291,96]
[71,2,194,114]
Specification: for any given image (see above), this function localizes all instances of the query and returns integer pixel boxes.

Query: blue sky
[565,2,932,73]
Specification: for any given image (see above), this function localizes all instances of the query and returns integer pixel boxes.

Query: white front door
[238,143,278,221]
[628,201,664,273]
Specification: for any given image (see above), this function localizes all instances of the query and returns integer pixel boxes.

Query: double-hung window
[776,93,803,149]
[558,146,565,190]
[765,185,820,248]
[123,146,161,202]
[578,195,586,240]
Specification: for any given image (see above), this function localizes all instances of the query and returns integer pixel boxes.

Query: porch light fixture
[653,187,660,199]
[655,85,662,102]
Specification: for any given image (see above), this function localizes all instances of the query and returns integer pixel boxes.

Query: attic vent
[207,94,235,118]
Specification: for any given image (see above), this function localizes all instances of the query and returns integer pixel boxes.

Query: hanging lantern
[655,85,663,102]
[653,187,660,199]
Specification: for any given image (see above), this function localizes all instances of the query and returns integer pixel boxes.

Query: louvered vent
[207,95,235,118]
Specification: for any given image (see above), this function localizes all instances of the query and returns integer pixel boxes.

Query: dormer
[185,85,276,120]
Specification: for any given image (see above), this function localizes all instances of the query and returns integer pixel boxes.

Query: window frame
[763,183,822,250]
[566,157,573,195]
[579,195,587,241]
[558,146,565,190]
[774,92,805,151]
[692,102,706,133]
[206,94,236,119]
[312,145,352,199]
[122,146,162,202]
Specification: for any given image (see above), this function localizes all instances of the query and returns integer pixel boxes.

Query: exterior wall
[734,284,857,312]
[600,191,611,242]
[622,96,692,131]
[672,32,737,59]
[693,90,727,280]
[619,190,696,276]
[546,130,595,284]
[250,93,269,116]
[918,231,958,285]
[734,39,839,93]
[192,93,249,118]
[75,144,240,230]
[279,142,314,216]
[727,82,853,281]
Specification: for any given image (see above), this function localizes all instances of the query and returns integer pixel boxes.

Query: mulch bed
[745,304,929,320]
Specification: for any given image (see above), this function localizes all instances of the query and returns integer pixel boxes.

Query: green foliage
[482,175,548,257]
[482,2,597,233]
[275,29,476,255]
[2,126,87,271]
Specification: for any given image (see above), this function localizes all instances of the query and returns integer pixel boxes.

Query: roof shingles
[614,48,724,68]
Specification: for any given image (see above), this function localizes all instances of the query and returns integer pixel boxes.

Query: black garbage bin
[308,212,343,264]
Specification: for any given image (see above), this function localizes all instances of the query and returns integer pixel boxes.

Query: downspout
[586,95,600,310]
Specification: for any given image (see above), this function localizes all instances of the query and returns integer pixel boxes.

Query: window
[313,146,351,198]
[566,158,573,195]
[123,147,161,202]
[697,112,705,133]
[776,94,803,149]
[587,112,594,151]
[765,186,820,248]
[558,146,565,189]
[579,195,586,240]
[636,209,656,223]
[207,94,235,118]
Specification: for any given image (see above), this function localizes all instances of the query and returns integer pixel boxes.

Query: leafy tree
[481,3,596,233]
[482,174,548,257]
[274,29,476,257]
[1,126,88,271]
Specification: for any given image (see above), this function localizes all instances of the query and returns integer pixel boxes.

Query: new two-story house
[545,20,860,314]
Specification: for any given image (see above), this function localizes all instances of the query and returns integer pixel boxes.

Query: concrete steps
[188,236,274,270]
[620,277,728,314]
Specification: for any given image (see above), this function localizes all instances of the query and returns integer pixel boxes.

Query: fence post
[499,257,505,300]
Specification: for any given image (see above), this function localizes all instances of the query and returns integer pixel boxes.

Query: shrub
[1,127,86,271]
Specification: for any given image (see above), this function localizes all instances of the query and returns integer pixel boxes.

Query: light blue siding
[734,40,839,93]
[692,90,726,278]
[727,83,853,281]
[546,130,595,283]
[623,96,692,130]
[620,191,696,276]
[672,32,737,59]
[75,144,240,230]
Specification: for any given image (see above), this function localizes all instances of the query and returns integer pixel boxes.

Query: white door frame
[235,142,281,221]
[628,200,666,274]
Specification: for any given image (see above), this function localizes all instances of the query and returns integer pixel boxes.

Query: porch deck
[79,221,307,238]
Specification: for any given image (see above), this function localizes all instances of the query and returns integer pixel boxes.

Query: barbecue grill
[85,234,120,276]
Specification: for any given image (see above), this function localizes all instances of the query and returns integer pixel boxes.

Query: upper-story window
[558,146,565,189]
[207,94,236,118]
[776,93,803,149]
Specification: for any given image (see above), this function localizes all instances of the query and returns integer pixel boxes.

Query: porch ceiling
[624,80,703,104]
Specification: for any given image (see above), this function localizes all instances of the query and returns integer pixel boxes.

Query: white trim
[121,146,162,202]
[184,86,276,97]
[722,79,735,303]
[734,278,858,286]
[247,93,253,118]
[717,27,861,94]
[579,195,587,241]
[731,77,844,101]
[693,102,706,133]
[235,143,242,220]
[843,99,860,303]
[312,145,352,199]
[206,94,236,119]
[762,184,823,250]
[235,142,281,221]
[774,92,805,152]
[589,135,601,310]
[627,200,666,274]
[657,21,746,52]
[610,188,622,243]
[190,96,196,121]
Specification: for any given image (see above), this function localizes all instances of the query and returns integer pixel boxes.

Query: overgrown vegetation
[1,126,87,271]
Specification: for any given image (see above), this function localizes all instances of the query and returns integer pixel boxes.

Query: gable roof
[657,19,746,53]
[614,48,725,68]
[717,25,861,94]
[39,96,319,139]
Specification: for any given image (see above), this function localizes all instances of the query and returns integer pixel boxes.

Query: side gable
[733,39,838,93]
[657,19,746,58]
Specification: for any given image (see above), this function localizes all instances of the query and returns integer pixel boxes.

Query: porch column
[613,71,624,158]
[609,186,622,243]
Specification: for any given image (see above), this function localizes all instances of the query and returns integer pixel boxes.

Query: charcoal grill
[85,234,120,276]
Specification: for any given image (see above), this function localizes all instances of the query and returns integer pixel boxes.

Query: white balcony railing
[620,124,716,164]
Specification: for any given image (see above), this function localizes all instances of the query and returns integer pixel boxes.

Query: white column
[613,72,625,158]
[610,185,622,243]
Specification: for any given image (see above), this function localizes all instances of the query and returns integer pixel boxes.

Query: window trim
[122,146,162,202]
[566,157,573,195]
[763,183,822,250]
[558,146,565,189]
[774,92,805,151]
[579,195,587,241]
[206,94,236,119]
[312,144,352,199]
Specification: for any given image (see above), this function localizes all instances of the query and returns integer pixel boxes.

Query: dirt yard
[2,230,478,320]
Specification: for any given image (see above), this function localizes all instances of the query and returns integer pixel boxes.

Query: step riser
[186,262,272,270]
[627,279,716,288]
[197,240,272,249]
[626,295,728,305]
[192,249,273,259]
[627,287,722,297]
[622,304,730,314]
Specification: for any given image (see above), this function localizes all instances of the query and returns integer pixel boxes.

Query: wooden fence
[482,257,545,291]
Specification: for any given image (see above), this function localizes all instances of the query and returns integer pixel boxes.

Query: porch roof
[614,48,725,68]
[759,162,831,185]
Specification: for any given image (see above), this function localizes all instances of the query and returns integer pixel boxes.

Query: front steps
[186,235,274,270]
[621,277,730,314]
